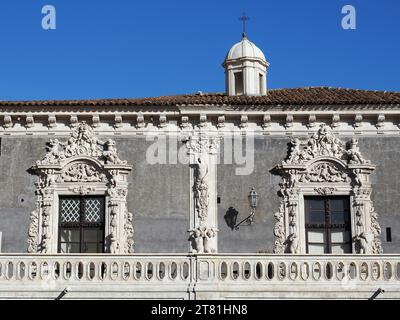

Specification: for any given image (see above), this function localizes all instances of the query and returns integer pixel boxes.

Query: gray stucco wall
[0,135,190,253]
[0,134,399,253]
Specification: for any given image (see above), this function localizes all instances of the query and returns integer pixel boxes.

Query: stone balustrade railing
[0,254,399,299]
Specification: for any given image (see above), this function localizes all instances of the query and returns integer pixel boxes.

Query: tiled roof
[1,87,400,108]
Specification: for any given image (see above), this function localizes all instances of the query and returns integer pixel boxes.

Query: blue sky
[0,0,399,100]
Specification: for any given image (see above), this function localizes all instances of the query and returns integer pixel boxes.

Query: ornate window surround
[27,122,134,254]
[273,124,383,254]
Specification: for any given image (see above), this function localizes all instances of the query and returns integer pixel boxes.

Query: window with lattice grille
[58,197,105,253]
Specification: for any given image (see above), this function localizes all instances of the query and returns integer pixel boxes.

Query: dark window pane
[331,212,347,224]
[83,229,102,242]
[59,196,105,254]
[308,211,325,224]
[330,198,349,213]
[60,229,80,243]
[60,242,80,253]
[309,199,325,211]
[83,243,102,253]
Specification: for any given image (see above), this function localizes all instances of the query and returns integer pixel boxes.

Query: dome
[224,34,267,63]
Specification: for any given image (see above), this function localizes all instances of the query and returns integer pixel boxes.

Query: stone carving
[109,204,119,254]
[41,203,51,253]
[107,187,127,199]
[262,114,271,129]
[204,228,218,253]
[274,124,381,254]
[314,187,337,195]
[283,125,346,164]
[29,122,133,254]
[103,139,127,165]
[347,138,369,164]
[70,115,79,127]
[286,233,299,254]
[273,203,286,254]
[124,208,135,254]
[217,115,225,128]
[186,135,219,223]
[3,115,12,128]
[92,115,100,128]
[27,209,39,253]
[37,122,127,166]
[194,155,209,221]
[190,228,204,253]
[180,116,189,129]
[68,186,95,195]
[186,135,219,155]
[48,115,57,128]
[114,115,123,128]
[189,226,219,254]
[199,114,207,128]
[370,206,383,254]
[26,114,34,128]
[136,113,145,128]
[61,163,107,182]
[301,163,349,183]
[354,232,370,254]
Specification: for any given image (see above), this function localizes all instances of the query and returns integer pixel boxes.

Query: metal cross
[239,12,250,36]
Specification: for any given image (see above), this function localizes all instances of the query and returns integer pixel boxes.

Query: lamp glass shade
[248,188,258,209]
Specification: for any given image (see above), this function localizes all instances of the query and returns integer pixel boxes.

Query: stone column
[186,134,220,254]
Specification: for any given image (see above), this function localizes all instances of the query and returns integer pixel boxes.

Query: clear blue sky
[0,0,399,100]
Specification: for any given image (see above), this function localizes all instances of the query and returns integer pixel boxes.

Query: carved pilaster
[186,134,220,253]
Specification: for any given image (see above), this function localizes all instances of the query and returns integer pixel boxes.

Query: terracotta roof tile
[0,87,399,108]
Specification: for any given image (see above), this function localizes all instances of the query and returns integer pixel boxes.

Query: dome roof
[224,34,267,63]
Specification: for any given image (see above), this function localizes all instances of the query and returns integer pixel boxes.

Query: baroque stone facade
[273,124,382,254]
[27,122,133,254]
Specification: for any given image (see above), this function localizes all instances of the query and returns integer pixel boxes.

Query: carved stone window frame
[273,125,383,254]
[27,123,133,254]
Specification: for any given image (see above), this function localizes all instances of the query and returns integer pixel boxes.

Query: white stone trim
[273,124,383,254]
[2,110,400,135]
[186,134,220,253]
[27,122,133,254]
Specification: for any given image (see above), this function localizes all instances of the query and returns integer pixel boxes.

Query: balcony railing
[0,254,399,299]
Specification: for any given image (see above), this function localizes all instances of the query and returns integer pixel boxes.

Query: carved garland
[27,122,133,254]
[273,124,383,254]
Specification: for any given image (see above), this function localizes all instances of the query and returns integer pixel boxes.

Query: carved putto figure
[189,226,218,254]
[286,233,299,254]
[103,139,127,165]
[354,232,370,254]
[204,228,218,253]
[61,163,106,182]
[302,163,349,183]
[283,124,347,165]
[347,138,368,164]
[37,122,128,166]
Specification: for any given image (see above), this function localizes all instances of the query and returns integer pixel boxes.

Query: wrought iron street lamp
[234,187,258,230]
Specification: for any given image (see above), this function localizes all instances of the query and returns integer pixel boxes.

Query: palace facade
[0,34,400,299]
